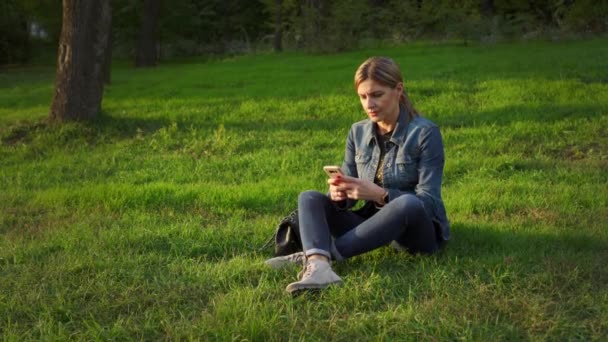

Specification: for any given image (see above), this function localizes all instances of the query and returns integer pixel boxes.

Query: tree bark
[103,17,113,84]
[481,0,495,17]
[49,0,112,123]
[135,0,160,67]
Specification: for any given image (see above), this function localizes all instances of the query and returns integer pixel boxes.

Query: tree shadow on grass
[444,222,608,260]
[207,101,606,139]
[436,103,606,130]
[4,97,604,148]
[1,109,343,149]
[92,112,172,137]
[0,111,174,146]
[317,220,608,323]
[361,221,608,289]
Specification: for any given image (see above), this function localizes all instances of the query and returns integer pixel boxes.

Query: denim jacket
[341,106,450,241]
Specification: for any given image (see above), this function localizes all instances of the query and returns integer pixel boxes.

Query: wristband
[375,191,389,207]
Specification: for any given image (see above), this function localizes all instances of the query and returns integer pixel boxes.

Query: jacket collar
[363,105,412,146]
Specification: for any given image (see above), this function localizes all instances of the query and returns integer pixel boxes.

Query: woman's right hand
[328,176,347,202]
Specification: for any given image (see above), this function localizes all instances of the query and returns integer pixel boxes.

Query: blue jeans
[297,190,440,260]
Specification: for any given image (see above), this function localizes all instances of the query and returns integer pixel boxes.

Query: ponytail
[400,87,418,120]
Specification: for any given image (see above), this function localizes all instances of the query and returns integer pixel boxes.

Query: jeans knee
[391,194,425,214]
[298,190,327,205]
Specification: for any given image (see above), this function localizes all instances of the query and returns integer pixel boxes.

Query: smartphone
[323,165,343,178]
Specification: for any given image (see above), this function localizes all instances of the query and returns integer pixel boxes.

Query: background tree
[49,0,112,122]
[135,0,160,67]
[0,0,31,64]
[324,0,370,51]
[273,0,284,52]
[2,0,607,67]
[103,13,113,84]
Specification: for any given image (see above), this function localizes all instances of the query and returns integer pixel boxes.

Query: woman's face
[357,79,402,124]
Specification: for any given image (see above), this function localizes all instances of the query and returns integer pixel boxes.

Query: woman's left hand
[334,175,386,202]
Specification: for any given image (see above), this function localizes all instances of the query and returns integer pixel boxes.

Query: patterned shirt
[373,130,393,186]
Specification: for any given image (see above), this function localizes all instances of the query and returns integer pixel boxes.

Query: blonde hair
[354,56,418,119]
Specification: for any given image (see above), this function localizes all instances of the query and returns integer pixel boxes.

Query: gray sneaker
[264,252,306,269]
[285,259,342,294]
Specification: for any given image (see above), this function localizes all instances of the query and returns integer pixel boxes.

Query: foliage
[3,0,608,64]
[316,0,372,52]
[0,0,31,64]
[561,0,608,33]
[20,0,63,43]
[1,38,608,339]
[112,0,269,58]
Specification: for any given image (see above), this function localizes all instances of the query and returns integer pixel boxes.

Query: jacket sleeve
[337,127,358,209]
[341,127,357,178]
[413,126,445,217]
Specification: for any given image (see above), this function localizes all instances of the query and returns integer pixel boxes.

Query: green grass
[1,38,607,340]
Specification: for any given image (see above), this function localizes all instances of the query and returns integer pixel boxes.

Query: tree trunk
[49,0,112,123]
[103,17,113,84]
[481,0,495,17]
[273,0,283,52]
[303,0,324,51]
[135,0,160,67]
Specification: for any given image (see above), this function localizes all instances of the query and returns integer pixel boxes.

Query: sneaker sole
[265,260,305,270]
[286,280,342,295]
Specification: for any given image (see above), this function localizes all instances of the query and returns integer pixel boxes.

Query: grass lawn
[1,38,607,340]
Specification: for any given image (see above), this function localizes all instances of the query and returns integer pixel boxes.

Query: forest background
[3,0,608,65]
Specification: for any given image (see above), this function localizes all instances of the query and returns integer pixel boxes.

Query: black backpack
[260,209,302,256]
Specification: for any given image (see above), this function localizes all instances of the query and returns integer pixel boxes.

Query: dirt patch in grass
[0,120,47,145]
[561,143,605,160]
[0,206,75,239]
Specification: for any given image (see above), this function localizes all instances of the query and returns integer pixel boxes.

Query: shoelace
[288,253,305,264]
[302,261,318,279]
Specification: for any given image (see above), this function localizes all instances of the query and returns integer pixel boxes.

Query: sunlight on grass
[1,39,607,340]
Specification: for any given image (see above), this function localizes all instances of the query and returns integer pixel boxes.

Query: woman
[266,56,450,295]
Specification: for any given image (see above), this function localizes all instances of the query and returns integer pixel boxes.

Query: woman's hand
[328,175,385,202]
[328,176,348,202]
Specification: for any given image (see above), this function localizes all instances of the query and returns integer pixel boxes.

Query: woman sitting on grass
[266,56,450,295]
